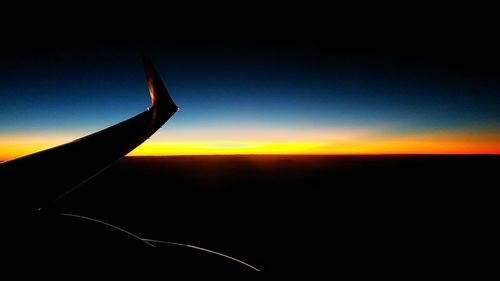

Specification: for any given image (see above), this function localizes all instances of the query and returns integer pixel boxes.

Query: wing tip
[143,56,178,112]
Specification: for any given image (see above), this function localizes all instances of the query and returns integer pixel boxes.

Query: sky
[1,7,499,160]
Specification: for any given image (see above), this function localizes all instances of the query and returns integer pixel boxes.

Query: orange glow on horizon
[1,128,499,162]
[0,133,79,161]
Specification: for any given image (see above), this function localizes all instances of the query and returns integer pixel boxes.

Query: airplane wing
[0,57,261,277]
[0,57,178,212]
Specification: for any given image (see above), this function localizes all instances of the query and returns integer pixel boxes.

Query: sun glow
[127,127,500,156]
[1,127,499,162]
[0,133,79,161]
[129,141,319,156]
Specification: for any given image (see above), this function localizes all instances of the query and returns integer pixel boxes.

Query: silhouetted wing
[0,57,178,211]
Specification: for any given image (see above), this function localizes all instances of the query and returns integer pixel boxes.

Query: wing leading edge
[0,57,178,211]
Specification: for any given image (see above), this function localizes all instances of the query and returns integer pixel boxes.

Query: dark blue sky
[1,7,499,157]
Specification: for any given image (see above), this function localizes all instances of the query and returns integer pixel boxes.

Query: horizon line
[124,153,499,157]
[130,152,499,155]
[1,153,498,162]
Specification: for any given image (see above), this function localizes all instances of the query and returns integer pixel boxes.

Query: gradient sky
[1,12,499,160]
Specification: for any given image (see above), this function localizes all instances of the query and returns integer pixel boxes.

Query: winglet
[143,57,179,112]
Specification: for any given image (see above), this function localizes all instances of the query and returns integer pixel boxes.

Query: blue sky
[1,43,499,158]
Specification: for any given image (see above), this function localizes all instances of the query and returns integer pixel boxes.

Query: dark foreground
[16,155,499,279]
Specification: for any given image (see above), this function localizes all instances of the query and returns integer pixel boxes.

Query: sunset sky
[1,13,499,160]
